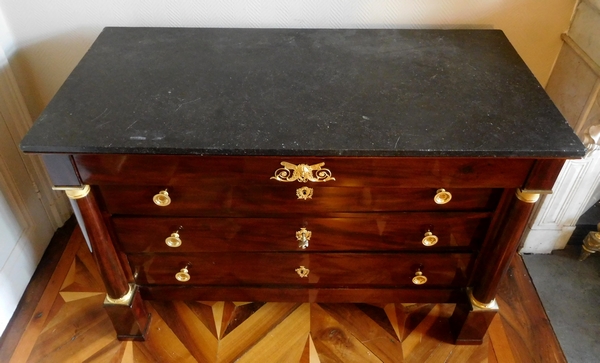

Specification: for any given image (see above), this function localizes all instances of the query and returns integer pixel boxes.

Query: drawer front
[99,185,502,216]
[129,253,472,287]
[113,213,491,253]
[74,155,533,188]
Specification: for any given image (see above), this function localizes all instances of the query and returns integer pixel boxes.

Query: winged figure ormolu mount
[270,162,336,183]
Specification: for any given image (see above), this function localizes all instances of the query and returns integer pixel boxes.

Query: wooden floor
[0,226,567,363]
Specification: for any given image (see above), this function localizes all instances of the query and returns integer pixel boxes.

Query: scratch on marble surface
[174,97,202,112]
[125,119,139,130]
[92,108,110,127]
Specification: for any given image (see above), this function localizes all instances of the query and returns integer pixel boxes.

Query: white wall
[0,0,577,120]
[0,8,71,336]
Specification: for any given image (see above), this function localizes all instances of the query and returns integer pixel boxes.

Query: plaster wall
[0,10,70,336]
[0,4,72,336]
[0,0,577,120]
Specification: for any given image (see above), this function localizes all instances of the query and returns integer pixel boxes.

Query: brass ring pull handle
[422,231,439,246]
[434,189,452,204]
[296,228,312,249]
[412,268,427,285]
[165,227,183,248]
[175,265,191,282]
[153,189,171,206]
[295,266,310,278]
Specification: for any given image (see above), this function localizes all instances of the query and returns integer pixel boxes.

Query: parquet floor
[0,226,566,362]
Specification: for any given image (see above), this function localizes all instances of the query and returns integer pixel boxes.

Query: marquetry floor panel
[3,228,566,363]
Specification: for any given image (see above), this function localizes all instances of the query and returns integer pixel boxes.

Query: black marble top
[21,27,584,157]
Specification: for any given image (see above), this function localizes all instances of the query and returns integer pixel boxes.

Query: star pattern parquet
[2,228,566,362]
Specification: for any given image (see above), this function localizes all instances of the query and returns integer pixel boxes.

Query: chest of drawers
[21,28,584,344]
[78,155,512,293]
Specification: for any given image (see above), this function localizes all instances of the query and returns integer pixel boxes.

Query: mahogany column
[65,185,150,341]
[451,188,540,344]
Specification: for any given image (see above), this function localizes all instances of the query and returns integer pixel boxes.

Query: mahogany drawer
[129,252,473,287]
[74,155,534,188]
[113,213,492,253]
[99,185,502,216]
